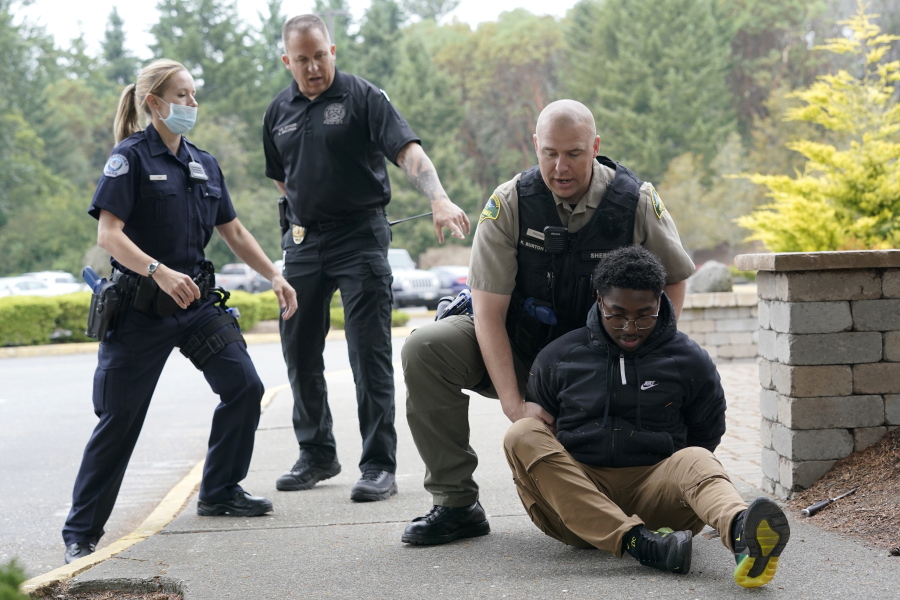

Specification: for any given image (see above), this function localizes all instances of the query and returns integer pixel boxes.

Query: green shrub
[328,308,409,330]
[0,559,28,600]
[0,297,62,347]
[256,290,282,321]
[728,265,757,282]
[226,290,261,332]
[54,291,93,343]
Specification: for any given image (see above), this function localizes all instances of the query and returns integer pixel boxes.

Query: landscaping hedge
[224,290,261,332]
[0,297,63,346]
[54,292,94,343]
[0,290,412,348]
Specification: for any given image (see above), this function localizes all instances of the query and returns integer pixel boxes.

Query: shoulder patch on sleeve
[479,194,501,224]
[103,154,130,178]
[648,184,666,219]
[380,88,391,102]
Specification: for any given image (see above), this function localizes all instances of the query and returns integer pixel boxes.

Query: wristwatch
[148,261,160,279]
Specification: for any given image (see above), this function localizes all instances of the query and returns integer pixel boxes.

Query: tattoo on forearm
[400,149,444,202]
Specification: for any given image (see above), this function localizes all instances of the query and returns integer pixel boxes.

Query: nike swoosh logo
[640,381,659,390]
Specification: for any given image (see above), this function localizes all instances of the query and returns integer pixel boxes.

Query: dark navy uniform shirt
[262,69,420,224]
[89,124,237,277]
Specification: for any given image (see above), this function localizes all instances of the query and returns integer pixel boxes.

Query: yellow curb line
[21,383,291,595]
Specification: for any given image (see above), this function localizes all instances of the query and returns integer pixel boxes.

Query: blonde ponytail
[113,84,139,144]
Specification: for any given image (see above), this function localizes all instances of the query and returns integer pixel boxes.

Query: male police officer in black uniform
[263,14,470,502]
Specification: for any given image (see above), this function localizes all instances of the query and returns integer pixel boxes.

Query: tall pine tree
[566,0,737,183]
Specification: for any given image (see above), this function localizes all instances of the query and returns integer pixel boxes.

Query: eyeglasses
[598,298,659,330]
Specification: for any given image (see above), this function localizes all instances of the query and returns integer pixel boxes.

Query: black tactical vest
[506,156,641,365]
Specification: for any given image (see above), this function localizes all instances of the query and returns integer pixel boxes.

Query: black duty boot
[623,526,692,574]
[401,501,491,545]
[275,457,341,491]
[64,542,96,564]
[197,490,273,517]
[732,497,790,588]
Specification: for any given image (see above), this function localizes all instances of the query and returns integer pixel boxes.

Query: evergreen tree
[0,0,67,250]
[0,0,63,115]
[714,0,829,138]
[313,0,360,73]
[386,24,480,256]
[402,0,460,22]
[0,559,29,600]
[151,0,259,124]
[354,0,405,87]
[567,0,737,183]
[433,10,564,190]
[737,2,900,251]
[102,7,140,86]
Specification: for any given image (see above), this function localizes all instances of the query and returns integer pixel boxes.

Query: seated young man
[503,245,790,588]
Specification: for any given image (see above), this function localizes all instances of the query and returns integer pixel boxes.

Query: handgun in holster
[85,278,124,341]
[278,195,290,236]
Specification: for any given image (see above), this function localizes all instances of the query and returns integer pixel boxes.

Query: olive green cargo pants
[504,418,748,556]
[402,315,530,507]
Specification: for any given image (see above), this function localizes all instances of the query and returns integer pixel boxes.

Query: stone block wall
[736,250,900,498]
[679,292,758,361]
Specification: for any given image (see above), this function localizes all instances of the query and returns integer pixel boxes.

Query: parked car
[0,276,57,298]
[387,248,441,309]
[215,263,272,293]
[429,265,469,298]
[21,270,89,294]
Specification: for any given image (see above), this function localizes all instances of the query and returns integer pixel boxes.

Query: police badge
[292,224,306,244]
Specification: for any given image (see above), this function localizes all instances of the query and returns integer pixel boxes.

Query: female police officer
[62,59,297,565]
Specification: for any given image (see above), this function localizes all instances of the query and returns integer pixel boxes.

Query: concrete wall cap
[735,250,900,272]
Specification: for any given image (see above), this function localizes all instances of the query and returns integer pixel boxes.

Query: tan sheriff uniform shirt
[468,160,694,294]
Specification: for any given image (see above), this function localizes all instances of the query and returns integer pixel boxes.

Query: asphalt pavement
[16,323,900,598]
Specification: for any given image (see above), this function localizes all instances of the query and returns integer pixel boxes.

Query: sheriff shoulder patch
[479,194,501,224]
[648,184,666,219]
[103,154,129,178]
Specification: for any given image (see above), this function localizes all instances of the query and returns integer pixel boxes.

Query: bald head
[533,99,600,201]
[535,99,596,140]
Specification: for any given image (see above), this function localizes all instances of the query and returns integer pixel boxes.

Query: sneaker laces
[637,527,674,562]
[624,526,678,563]
[360,468,386,482]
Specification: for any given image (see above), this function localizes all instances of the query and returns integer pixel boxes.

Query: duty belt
[113,260,215,317]
[303,207,384,231]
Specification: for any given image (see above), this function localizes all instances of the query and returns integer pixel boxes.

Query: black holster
[278,195,290,235]
[85,279,125,340]
[179,290,244,370]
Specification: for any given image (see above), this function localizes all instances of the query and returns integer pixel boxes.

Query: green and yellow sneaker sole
[733,497,790,588]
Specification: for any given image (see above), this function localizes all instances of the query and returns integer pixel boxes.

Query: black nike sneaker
[623,525,692,574]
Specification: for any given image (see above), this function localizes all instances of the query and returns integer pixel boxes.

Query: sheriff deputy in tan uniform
[399,99,695,546]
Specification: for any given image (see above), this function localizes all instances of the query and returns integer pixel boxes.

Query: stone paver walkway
[715,360,763,487]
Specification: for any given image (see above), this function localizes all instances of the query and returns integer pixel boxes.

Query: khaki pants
[402,316,530,507]
[504,418,747,557]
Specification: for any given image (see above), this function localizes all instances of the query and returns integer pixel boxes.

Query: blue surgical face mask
[154,96,197,134]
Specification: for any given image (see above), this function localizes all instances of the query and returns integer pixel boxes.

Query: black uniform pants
[279,211,396,474]
[62,295,264,546]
